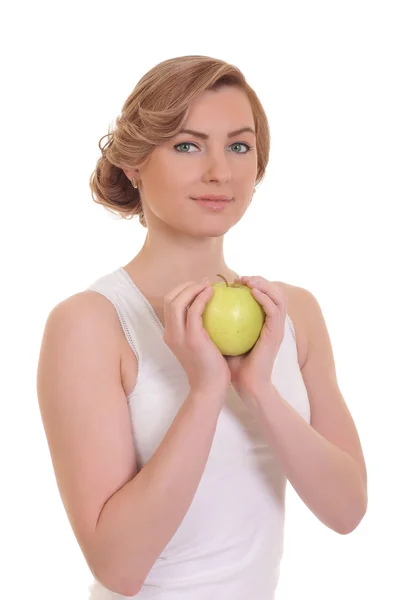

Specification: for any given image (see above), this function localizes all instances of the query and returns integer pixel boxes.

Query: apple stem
[216,273,229,287]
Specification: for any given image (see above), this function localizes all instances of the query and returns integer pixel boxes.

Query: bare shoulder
[52,289,130,350]
[49,289,120,323]
[47,291,136,396]
[273,281,309,370]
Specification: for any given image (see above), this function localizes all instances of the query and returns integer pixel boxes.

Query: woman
[37,55,368,599]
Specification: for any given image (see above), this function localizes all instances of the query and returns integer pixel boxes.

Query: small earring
[131,177,138,189]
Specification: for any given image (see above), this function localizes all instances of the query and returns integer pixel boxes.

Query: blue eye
[174,142,253,154]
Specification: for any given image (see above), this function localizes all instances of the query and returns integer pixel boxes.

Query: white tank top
[85,266,311,600]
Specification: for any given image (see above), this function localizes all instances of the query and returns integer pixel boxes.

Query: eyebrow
[176,127,256,140]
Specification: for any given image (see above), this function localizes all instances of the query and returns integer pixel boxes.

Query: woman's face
[128,85,258,236]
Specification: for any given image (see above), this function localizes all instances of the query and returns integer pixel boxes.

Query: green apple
[202,274,266,356]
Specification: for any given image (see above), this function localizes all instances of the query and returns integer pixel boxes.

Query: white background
[1,1,399,598]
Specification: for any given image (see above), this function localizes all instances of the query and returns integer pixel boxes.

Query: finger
[244,277,287,308]
[252,287,279,316]
[164,280,210,340]
[251,287,287,338]
[164,281,196,338]
[186,285,215,340]
[164,280,197,304]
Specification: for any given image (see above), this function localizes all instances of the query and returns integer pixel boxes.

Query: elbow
[89,561,143,597]
[338,513,367,535]
[109,581,142,598]
[93,573,142,598]
[337,519,363,535]
[336,494,368,535]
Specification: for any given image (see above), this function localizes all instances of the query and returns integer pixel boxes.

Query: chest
[120,282,308,398]
[123,282,311,468]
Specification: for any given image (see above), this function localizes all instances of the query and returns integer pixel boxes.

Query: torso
[119,281,308,399]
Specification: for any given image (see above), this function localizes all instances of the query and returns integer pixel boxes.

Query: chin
[192,219,237,238]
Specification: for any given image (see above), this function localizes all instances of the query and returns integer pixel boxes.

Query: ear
[123,169,140,180]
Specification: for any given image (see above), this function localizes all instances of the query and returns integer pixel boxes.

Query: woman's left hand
[225,276,288,399]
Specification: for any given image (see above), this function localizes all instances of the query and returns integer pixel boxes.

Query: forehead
[184,87,254,128]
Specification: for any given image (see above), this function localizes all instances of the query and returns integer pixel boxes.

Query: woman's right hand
[162,278,232,397]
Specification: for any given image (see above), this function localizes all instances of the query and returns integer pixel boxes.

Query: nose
[203,149,232,184]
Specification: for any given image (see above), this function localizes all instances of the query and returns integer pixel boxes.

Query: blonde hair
[89,55,271,228]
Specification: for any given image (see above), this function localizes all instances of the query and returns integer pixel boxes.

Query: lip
[192,195,233,201]
[192,197,232,211]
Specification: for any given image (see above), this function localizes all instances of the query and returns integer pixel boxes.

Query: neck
[124,230,238,298]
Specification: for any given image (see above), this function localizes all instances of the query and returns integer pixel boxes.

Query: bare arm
[248,385,367,534]
[37,292,225,597]
[96,389,223,595]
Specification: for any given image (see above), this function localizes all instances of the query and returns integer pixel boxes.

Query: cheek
[169,164,199,192]
[156,154,195,185]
